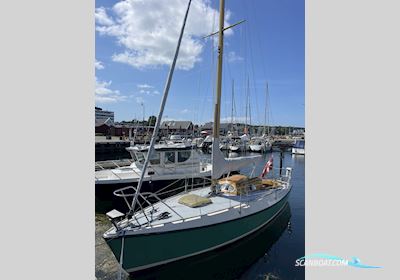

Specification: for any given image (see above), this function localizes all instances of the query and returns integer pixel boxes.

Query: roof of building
[161,121,192,130]
[95,118,114,127]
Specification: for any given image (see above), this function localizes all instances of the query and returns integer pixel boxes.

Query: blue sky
[95,0,304,127]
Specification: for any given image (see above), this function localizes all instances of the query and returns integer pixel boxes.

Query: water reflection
[130,203,292,280]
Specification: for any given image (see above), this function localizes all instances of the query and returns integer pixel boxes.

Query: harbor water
[95,151,305,280]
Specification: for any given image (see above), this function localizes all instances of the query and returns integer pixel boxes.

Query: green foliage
[148,115,157,126]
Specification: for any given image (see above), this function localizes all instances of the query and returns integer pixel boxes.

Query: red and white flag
[260,156,273,178]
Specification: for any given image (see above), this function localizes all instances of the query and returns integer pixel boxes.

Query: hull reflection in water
[131,202,292,280]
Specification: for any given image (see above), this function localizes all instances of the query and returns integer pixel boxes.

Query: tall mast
[266,81,270,136]
[130,0,192,211]
[230,79,235,132]
[211,0,225,180]
[244,77,248,134]
[248,77,251,134]
[212,0,225,140]
[263,81,268,136]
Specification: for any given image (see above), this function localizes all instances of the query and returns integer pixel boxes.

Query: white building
[95,107,114,122]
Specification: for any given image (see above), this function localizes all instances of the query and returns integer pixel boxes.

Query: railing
[94,165,142,181]
[113,186,184,228]
[154,176,212,196]
[95,159,134,171]
[112,175,212,228]
[263,167,292,182]
[95,162,105,170]
[111,167,292,229]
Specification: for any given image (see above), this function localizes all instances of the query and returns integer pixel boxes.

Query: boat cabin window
[133,151,160,165]
[294,140,305,149]
[149,152,160,165]
[170,135,182,141]
[218,183,235,193]
[164,151,175,164]
[135,152,145,164]
[177,151,191,163]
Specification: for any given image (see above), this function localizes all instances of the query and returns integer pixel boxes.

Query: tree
[148,115,157,127]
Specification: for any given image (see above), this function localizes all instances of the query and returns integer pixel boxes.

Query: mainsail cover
[211,138,261,179]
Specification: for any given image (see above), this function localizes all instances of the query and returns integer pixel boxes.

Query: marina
[5,0,395,278]
[97,0,299,272]
[94,0,304,279]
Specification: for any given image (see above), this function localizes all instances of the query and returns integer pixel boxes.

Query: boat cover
[218,175,264,195]
[178,194,212,208]
[262,179,281,188]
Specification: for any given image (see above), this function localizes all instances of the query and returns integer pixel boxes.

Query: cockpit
[216,174,278,196]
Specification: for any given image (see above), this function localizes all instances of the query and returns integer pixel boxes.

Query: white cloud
[95,59,105,70]
[137,84,160,95]
[137,84,153,89]
[95,76,127,103]
[95,78,113,95]
[95,0,232,70]
[96,95,125,103]
[162,116,186,122]
[181,109,190,114]
[226,51,243,63]
[95,7,114,26]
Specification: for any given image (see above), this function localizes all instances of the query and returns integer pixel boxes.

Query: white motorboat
[219,136,230,150]
[249,137,265,152]
[192,137,204,148]
[264,138,273,152]
[200,135,213,151]
[229,134,249,152]
[229,137,245,152]
[291,139,305,155]
[96,143,210,186]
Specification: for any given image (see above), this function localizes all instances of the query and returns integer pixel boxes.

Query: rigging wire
[250,1,275,129]
[244,10,260,129]
[197,7,217,126]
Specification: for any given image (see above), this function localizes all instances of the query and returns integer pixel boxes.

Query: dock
[95,214,128,280]
[95,136,131,161]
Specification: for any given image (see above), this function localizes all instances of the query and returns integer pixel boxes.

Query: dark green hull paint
[106,194,289,272]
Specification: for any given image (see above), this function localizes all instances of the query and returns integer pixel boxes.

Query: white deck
[138,188,244,223]
[152,188,277,224]
[104,184,288,238]
[103,168,293,238]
